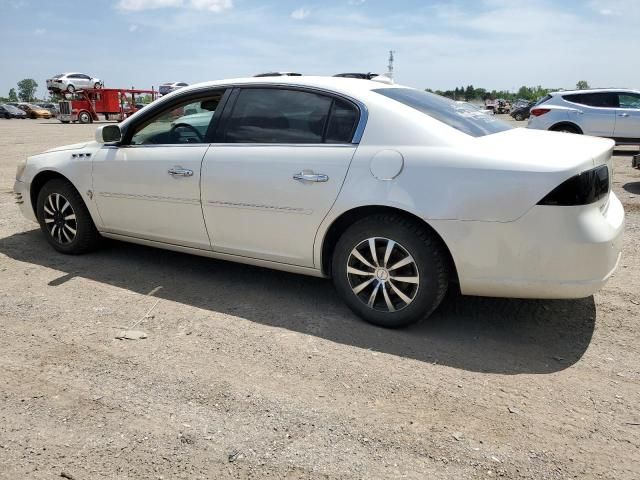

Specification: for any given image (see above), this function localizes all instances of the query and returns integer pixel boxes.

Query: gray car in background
[159,82,189,95]
[527,88,640,144]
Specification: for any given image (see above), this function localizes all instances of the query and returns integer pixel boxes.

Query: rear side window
[224,88,333,144]
[374,88,512,138]
[618,93,640,109]
[325,98,358,143]
[563,93,619,108]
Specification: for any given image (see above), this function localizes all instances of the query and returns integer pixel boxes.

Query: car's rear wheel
[331,214,449,328]
[36,179,101,254]
[551,124,581,134]
[94,82,101,89]
[514,113,524,121]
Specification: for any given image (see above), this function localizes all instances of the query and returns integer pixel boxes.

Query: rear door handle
[293,172,329,182]
[618,113,630,117]
[168,167,193,177]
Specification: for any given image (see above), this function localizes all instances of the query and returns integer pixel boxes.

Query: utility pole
[387,50,395,79]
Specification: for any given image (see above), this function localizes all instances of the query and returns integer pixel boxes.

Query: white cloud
[291,7,310,20]
[118,0,182,10]
[129,24,139,32]
[190,0,232,12]
[348,0,366,5]
[34,28,46,35]
[117,0,232,12]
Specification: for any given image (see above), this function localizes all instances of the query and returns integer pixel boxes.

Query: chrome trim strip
[98,192,200,205]
[207,200,312,214]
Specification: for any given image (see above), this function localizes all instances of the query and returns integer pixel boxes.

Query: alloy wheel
[43,193,77,244]
[346,237,419,312]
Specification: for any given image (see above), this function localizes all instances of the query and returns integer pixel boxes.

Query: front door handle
[293,172,329,183]
[618,113,630,117]
[168,167,193,177]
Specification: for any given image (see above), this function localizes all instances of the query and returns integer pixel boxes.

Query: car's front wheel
[514,113,524,121]
[78,111,92,124]
[332,214,449,328]
[66,84,75,93]
[36,179,101,254]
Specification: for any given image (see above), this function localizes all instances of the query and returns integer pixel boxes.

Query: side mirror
[95,124,122,144]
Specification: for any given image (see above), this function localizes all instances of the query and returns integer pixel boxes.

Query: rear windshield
[535,94,552,106]
[374,88,512,137]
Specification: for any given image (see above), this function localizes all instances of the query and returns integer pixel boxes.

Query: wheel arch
[549,121,583,134]
[319,205,459,284]
[29,170,78,217]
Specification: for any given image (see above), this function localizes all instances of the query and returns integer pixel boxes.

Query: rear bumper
[13,180,36,222]
[435,192,625,299]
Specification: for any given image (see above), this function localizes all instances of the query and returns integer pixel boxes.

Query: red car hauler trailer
[57,87,157,123]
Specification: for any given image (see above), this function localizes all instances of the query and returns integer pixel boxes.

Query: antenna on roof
[387,50,395,80]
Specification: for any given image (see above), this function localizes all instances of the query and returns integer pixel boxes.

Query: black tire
[514,113,524,121]
[331,214,449,328]
[551,124,581,134]
[94,82,101,89]
[67,84,75,93]
[78,111,92,124]
[36,179,101,254]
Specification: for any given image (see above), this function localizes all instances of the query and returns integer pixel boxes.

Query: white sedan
[14,77,624,328]
[46,72,102,93]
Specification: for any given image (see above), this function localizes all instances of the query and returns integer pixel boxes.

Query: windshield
[374,88,513,137]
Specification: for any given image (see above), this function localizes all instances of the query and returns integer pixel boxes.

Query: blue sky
[1,0,639,98]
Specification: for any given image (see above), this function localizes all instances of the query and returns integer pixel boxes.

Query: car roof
[174,76,398,98]
[551,88,640,95]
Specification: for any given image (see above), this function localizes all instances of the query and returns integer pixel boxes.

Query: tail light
[530,108,550,117]
[538,165,609,206]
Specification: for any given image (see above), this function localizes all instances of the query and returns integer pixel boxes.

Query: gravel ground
[0,117,638,479]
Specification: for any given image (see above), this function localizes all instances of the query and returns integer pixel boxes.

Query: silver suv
[527,88,640,144]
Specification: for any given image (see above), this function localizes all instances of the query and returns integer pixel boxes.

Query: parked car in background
[510,101,535,121]
[0,104,27,118]
[334,73,380,79]
[37,103,59,116]
[14,76,624,328]
[17,103,52,119]
[253,72,302,77]
[46,73,102,93]
[158,82,189,96]
[527,88,640,143]
[456,101,494,115]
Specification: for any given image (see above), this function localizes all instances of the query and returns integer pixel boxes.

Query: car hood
[43,141,99,153]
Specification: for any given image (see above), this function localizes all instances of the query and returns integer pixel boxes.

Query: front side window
[130,91,226,145]
[224,88,334,144]
[618,93,640,109]
[374,88,512,138]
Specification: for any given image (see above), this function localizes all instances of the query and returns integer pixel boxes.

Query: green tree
[8,88,18,102]
[464,84,475,101]
[576,80,590,90]
[17,79,38,102]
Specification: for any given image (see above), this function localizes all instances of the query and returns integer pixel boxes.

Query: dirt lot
[0,117,638,480]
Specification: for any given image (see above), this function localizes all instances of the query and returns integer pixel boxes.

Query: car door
[563,93,617,136]
[200,87,362,267]
[91,89,229,249]
[614,92,640,140]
